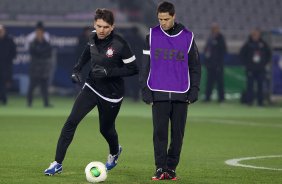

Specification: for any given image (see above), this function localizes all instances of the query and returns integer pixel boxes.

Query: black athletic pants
[246,71,265,106]
[0,76,7,105]
[55,86,122,163]
[205,66,225,102]
[152,101,188,170]
[27,77,50,107]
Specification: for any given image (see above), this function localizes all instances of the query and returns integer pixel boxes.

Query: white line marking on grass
[225,155,282,171]
[192,118,282,128]
[214,119,282,128]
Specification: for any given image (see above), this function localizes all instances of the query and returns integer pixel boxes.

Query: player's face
[251,30,261,42]
[0,27,6,38]
[158,12,175,31]
[35,28,44,41]
[94,19,114,39]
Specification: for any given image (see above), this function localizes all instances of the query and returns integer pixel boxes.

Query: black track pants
[152,101,188,170]
[55,86,121,163]
[27,77,50,106]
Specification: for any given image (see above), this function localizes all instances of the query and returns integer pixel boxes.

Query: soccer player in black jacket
[44,9,138,175]
[140,2,201,180]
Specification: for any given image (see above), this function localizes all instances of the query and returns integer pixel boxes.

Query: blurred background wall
[1,0,282,101]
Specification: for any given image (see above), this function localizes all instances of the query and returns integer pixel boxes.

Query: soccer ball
[85,161,107,183]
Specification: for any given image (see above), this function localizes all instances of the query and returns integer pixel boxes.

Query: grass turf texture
[0,96,282,184]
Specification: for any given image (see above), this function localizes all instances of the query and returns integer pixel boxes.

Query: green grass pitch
[0,96,282,184]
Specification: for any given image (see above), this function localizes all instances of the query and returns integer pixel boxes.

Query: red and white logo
[106,47,115,58]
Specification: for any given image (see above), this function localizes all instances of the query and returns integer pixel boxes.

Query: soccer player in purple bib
[140,1,201,180]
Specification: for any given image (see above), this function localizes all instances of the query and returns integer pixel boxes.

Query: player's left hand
[71,72,82,83]
[141,87,153,104]
[186,87,199,104]
[91,65,109,78]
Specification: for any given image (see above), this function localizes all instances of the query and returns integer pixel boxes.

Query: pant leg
[0,76,7,105]
[167,102,188,170]
[97,98,122,155]
[216,67,225,102]
[205,67,216,101]
[39,78,50,106]
[152,101,170,169]
[256,72,264,106]
[246,71,254,105]
[55,87,97,163]
[27,77,38,106]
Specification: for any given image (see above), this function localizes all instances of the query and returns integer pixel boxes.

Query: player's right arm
[140,34,153,104]
[73,44,91,73]
[72,44,91,83]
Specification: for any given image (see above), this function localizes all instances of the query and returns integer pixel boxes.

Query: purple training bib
[147,25,193,93]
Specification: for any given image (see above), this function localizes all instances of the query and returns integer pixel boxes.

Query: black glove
[91,65,108,78]
[186,87,199,104]
[71,72,82,83]
[142,87,153,104]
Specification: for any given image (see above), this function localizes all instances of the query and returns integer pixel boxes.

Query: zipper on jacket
[169,92,171,100]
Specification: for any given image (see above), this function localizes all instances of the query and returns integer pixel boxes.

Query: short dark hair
[94,8,114,25]
[157,1,175,16]
[36,21,45,30]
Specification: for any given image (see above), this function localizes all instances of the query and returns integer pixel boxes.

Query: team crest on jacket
[106,47,115,58]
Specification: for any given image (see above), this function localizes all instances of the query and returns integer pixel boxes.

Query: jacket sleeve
[239,42,250,68]
[73,44,91,73]
[107,42,138,77]
[186,39,201,103]
[8,37,17,61]
[263,41,272,66]
[219,34,227,59]
[139,34,153,104]
[6,37,17,81]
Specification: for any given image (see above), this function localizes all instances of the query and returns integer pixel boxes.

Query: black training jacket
[73,31,138,100]
[240,37,271,72]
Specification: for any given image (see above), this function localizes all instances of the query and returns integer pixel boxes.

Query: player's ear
[111,24,115,31]
[93,22,96,29]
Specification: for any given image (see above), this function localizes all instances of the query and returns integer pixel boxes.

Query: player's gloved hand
[186,87,199,104]
[142,87,153,105]
[71,72,82,83]
[91,65,108,78]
